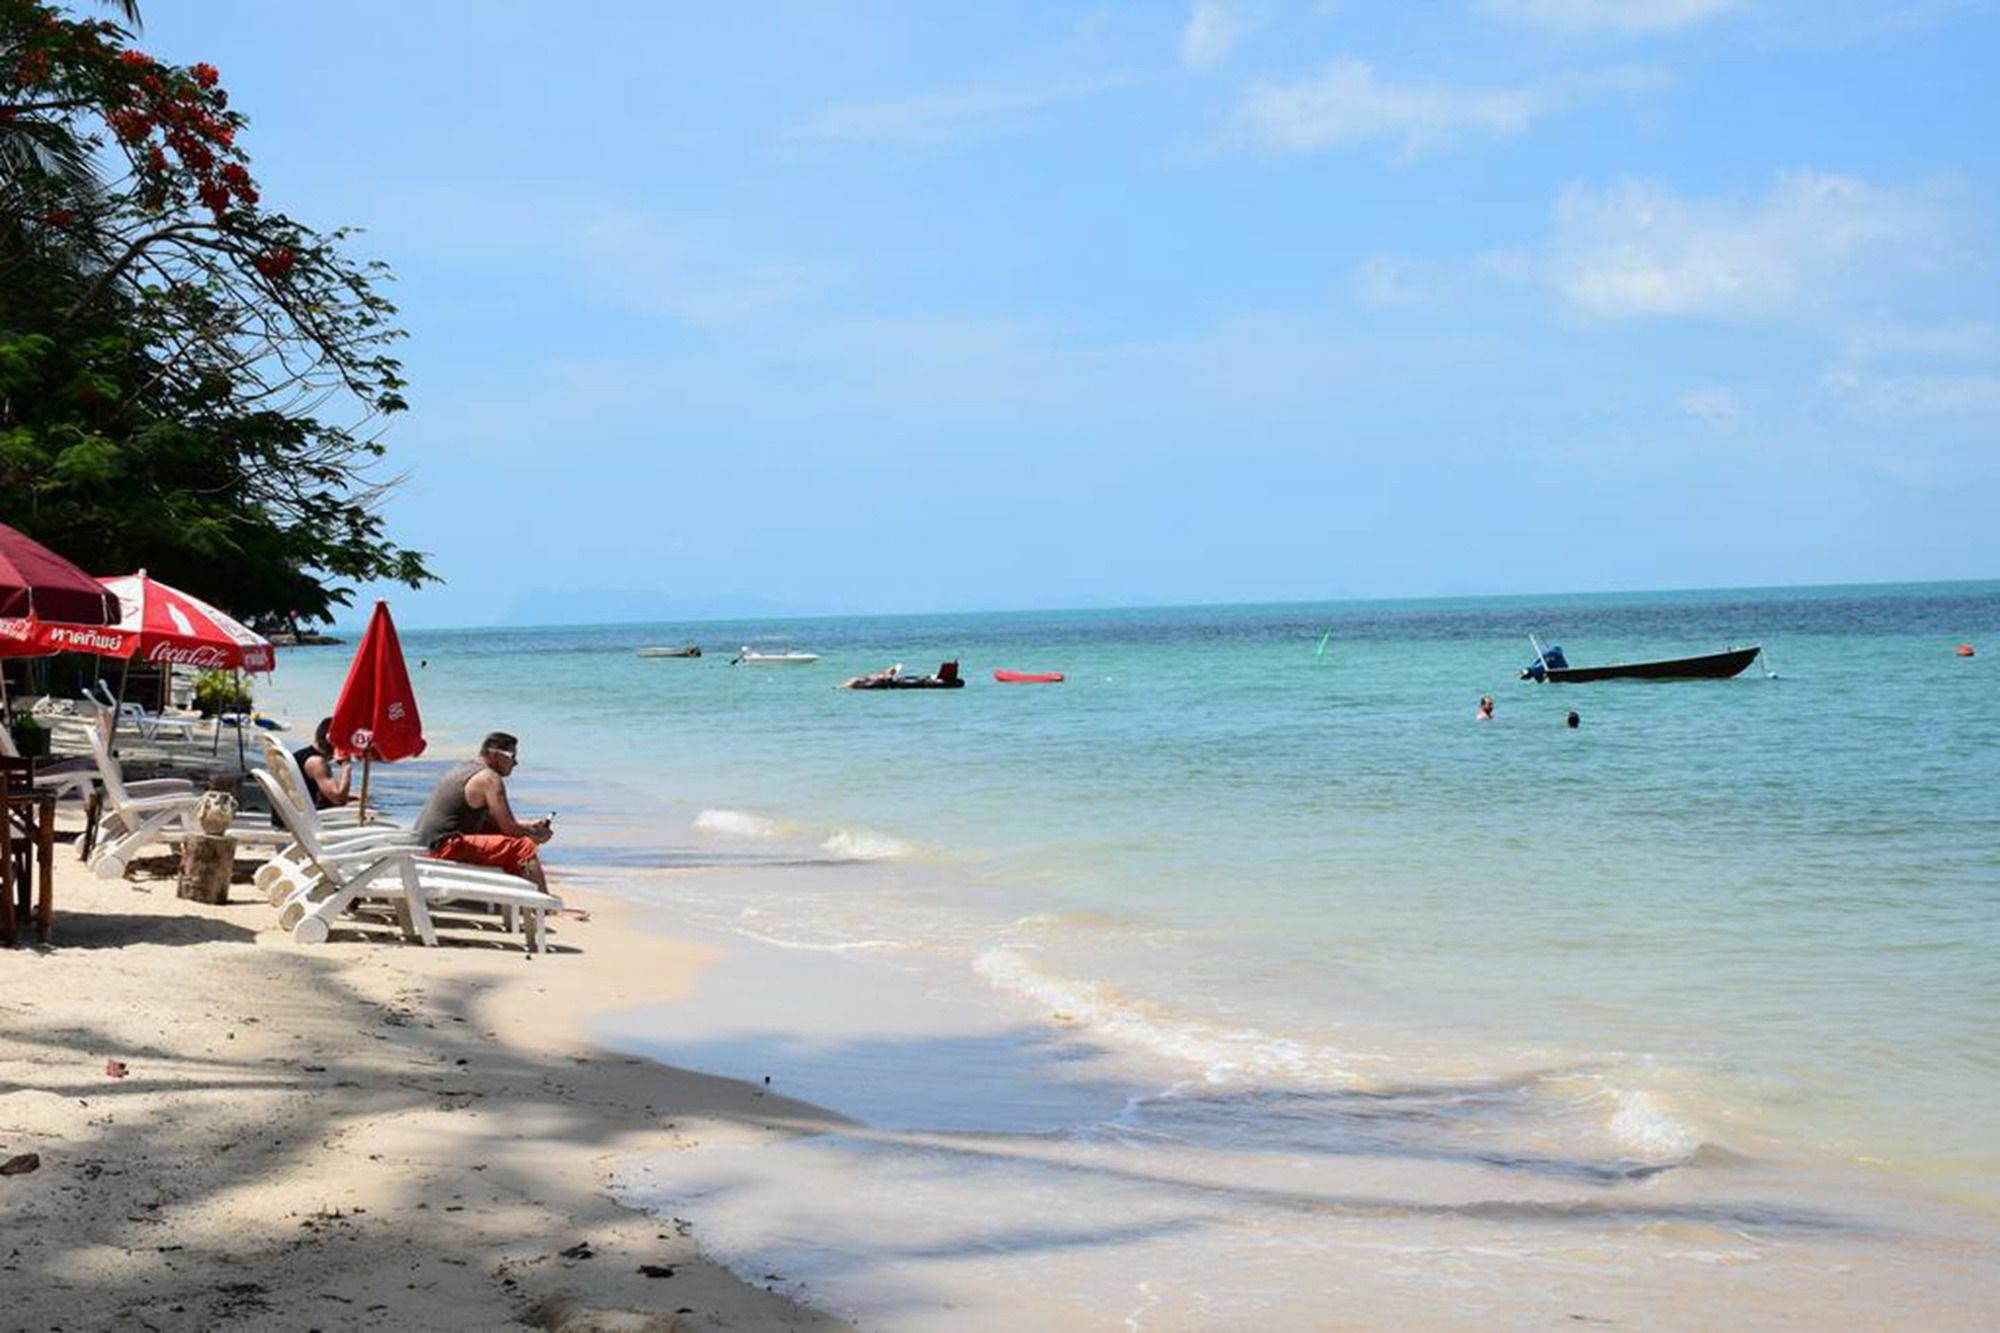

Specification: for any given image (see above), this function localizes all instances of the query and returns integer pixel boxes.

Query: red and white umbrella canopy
[34,571,275,672]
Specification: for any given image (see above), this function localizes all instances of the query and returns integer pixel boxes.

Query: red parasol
[329,602,424,818]
[0,522,119,713]
[0,522,119,626]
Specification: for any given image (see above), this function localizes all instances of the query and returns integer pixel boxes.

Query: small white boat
[733,647,819,665]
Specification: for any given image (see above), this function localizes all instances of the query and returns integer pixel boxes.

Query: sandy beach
[7,743,2000,1330]
[0,838,845,1332]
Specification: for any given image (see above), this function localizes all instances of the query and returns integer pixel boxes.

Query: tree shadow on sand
[0,952,844,1330]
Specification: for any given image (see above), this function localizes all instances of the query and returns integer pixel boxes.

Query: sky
[136,0,2000,627]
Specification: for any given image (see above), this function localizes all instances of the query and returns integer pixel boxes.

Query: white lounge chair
[93,679,201,744]
[22,704,201,856]
[252,733,406,903]
[0,720,98,802]
[256,732,379,827]
[253,763,547,934]
[83,724,291,878]
[254,770,558,952]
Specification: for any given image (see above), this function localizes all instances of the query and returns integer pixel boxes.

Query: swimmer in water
[1476,695,1495,720]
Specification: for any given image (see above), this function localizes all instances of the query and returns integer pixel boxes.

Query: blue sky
[139,1,1999,627]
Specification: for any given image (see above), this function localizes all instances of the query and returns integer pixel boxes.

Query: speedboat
[733,647,819,665]
[842,660,963,690]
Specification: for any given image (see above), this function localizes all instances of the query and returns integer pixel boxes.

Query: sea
[260,581,2000,1328]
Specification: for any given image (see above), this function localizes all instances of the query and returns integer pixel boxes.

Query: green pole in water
[1315,628,1332,661]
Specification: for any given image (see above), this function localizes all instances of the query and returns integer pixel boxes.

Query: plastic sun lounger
[82,724,292,878]
[254,770,559,953]
[251,743,535,920]
[0,723,98,803]
[94,679,201,744]
[252,734,408,903]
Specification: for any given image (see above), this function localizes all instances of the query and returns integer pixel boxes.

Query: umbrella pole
[357,753,372,823]
[112,654,132,757]
[233,669,246,773]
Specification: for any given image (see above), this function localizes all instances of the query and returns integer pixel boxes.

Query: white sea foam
[724,926,916,955]
[975,947,1347,1086]
[1606,1089,1703,1160]
[821,828,912,861]
[693,809,776,839]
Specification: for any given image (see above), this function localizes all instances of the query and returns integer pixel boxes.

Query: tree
[0,0,434,625]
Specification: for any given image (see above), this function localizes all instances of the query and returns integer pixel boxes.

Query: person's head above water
[1566,710,1580,729]
[1476,695,1495,719]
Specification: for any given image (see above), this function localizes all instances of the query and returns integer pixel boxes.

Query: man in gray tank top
[414,731,554,891]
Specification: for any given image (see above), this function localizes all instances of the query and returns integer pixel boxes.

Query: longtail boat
[1521,642,1762,683]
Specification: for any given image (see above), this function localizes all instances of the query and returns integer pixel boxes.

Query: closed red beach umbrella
[329,602,424,818]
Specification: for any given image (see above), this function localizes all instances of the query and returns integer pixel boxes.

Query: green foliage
[190,666,249,716]
[0,0,436,625]
[8,711,50,757]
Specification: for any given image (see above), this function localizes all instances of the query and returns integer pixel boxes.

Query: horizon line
[326,573,2000,636]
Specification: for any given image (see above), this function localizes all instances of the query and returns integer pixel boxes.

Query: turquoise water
[266,581,2000,1213]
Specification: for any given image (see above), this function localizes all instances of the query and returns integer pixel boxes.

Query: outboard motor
[1521,644,1568,681]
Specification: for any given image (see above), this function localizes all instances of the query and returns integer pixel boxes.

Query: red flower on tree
[254,246,296,280]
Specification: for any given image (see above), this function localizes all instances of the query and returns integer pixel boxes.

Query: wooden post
[80,786,102,863]
[177,833,236,904]
[177,789,238,904]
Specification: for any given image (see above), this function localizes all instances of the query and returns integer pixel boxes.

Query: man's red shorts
[427,833,539,876]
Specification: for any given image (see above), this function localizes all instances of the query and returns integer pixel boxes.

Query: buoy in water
[1955,643,1975,657]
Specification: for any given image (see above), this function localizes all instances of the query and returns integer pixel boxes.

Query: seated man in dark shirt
[271,716,353,827]
[411,730,553,890]
[295,717,353,810]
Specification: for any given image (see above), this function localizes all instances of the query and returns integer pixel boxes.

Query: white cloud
[1676,386,1742,422]
[1181,2,1253,71]
[1516,171,1949,322]
[1838,321,2000,365]
[1476,0,1740,33]
[790,75,1129,146]
[1230,60,1666,158]
[1824,320,2000,418]
[1825,372,2000,416]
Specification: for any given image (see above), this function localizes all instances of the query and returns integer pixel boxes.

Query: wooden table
[1,765,57,947]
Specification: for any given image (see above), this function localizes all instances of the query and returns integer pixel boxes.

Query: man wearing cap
[412,731,554,891]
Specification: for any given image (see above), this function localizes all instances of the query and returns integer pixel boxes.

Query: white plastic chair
[83,724,291,878]
[255,770,558,952]
[94,679,200,744]
[252,733,406,903]
[0,722,97,802]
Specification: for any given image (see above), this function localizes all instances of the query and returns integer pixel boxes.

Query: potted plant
[192,670,252,719]
[9,712,50,759]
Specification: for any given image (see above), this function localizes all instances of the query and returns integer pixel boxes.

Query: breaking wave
[694,809,777,840]
[821,828,912,861]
